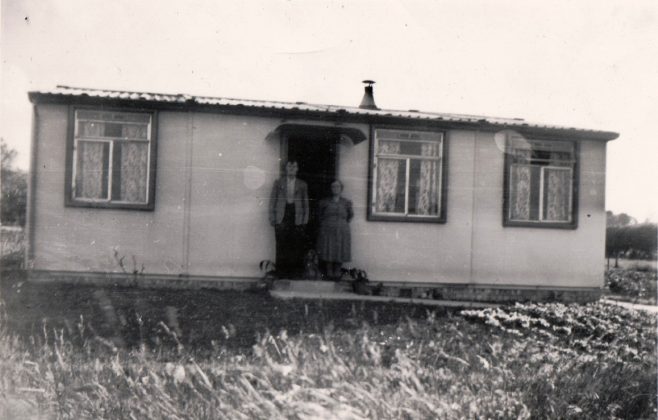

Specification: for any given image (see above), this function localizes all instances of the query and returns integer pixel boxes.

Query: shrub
[1,140,27,227]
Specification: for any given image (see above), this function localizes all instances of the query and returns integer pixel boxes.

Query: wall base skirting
[371,283,601,304]
[27,270,261,291]
[27,270,602,303]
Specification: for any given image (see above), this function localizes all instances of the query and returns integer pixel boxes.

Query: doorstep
[270,279,352,293]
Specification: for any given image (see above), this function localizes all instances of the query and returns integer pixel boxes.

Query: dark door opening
[286,132,338,250]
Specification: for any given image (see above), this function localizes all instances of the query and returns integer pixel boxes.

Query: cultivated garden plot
[605,267,657,304]
[0,260,656,419]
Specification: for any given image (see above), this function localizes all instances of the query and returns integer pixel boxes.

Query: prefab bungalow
[25,84,618,302]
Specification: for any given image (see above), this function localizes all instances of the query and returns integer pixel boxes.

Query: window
[67,109,156,209]
[369,128,446,222]
[504,136,577,228]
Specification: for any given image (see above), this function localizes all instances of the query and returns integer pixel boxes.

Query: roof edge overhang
[28,90,620,142]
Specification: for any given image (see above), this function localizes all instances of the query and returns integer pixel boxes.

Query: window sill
[65,199,154,211]
[367,214,446,224]
[503,220,577,230]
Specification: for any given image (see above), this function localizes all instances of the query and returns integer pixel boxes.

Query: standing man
[269,160,309,278]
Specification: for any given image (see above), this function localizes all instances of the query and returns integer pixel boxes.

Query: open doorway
[286,130,338,249]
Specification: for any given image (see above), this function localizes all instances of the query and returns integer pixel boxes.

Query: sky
[1,0,657,222]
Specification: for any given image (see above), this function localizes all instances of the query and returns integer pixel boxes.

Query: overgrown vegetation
[1,139,27,227]
[0,226,24,260]
[0,265,655,419]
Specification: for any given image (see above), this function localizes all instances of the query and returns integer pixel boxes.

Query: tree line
[606,211,657,266]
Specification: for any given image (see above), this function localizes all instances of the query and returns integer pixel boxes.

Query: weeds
[113,248,145,287]
[0,295,655,419]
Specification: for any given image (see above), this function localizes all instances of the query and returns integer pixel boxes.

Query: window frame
[502,135,579,229]
[367,125,448,223]
[65,106,158,210]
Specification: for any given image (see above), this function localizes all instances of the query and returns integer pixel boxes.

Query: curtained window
[505,136,576,227]
[69,109,155,209]
[369,128,445,222]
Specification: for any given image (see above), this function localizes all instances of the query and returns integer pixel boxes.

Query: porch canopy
[272,123,368,145]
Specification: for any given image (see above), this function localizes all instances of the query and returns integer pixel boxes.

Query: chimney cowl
[359,80,378,110]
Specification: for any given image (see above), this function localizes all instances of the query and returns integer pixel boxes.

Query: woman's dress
[316,197,353,263]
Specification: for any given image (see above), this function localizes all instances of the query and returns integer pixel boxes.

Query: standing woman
[316,180,353,280]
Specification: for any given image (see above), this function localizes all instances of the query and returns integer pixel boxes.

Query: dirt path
[602,298,658,314]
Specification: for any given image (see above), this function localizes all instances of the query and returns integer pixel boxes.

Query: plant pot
[353,281,369,295]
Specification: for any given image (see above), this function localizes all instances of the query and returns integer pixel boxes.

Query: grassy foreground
[0,242,655,419]
[0,282,655,419]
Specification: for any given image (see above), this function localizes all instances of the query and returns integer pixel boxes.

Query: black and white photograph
[1,1,656,418]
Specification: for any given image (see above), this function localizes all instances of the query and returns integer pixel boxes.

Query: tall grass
[0,300,654,419]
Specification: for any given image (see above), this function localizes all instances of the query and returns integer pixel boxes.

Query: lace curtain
[74,111,151,204]
[118,142,148,202]
[508,141,574,223]
[544,168,571,221]
[79,122,102,137]
[375,139,440,215]
[415,142,438,215]
[510,165,571,222]
[75,141,148,203]
[121,124,148,139]
[76,142,106,199]
[375,141,401,212]
[509,164,532,220]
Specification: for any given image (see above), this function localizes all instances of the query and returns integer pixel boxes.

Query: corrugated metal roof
[28,85,618,140]
[31,86,191,103]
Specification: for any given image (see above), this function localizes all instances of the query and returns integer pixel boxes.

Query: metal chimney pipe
[359,80,378,110]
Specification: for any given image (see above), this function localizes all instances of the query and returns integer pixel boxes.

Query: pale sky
[2,0,657,221]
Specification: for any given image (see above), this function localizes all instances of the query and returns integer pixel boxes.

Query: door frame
[280,127,341,249]
[280,128,340,189]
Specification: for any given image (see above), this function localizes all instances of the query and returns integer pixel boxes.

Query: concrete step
[271,280,352,293]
